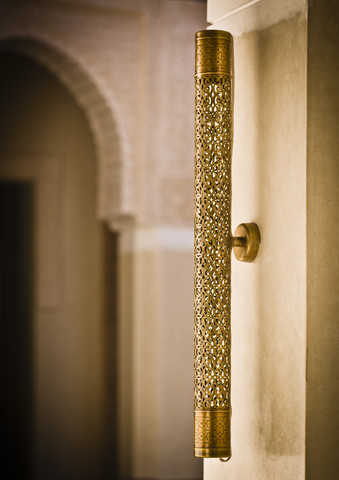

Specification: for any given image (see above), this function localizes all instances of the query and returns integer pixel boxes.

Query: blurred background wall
[0,1,206,479]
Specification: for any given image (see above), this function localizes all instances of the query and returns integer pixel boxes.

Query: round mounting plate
[233,223,260,263]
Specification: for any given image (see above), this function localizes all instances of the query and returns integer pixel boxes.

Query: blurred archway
[0,36,124,220]
[0,49,119,479]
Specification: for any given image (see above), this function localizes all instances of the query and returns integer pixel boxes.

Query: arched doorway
[0,51,118,479]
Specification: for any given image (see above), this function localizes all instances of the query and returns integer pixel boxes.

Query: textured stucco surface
[204,10,307,480]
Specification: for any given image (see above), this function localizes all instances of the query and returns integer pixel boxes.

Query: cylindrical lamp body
[194,30,233,459]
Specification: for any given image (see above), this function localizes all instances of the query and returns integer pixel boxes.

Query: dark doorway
[0,51,120,479]
[0,181,34,479]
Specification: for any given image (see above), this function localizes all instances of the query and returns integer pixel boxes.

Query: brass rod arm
[231,236,247,248]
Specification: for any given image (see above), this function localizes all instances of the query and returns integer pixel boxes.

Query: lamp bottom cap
[194,447,232,458]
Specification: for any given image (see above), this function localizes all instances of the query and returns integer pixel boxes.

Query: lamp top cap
[195,30,233,41]
[195,30,233,76]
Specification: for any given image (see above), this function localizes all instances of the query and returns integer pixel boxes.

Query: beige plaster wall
[306,1,339,478]
[0,54,106,479]
[159,250,200,478]
[204,7,307,480]
[117,228,203,479]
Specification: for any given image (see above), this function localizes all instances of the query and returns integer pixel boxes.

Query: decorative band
[194,409,231,458]
[195,30,233,76]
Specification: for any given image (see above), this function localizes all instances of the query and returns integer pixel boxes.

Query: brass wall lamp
[194,30,260,460]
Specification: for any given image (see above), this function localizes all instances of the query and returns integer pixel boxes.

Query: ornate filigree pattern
[194,30,233,458]
[194,74,232,410]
